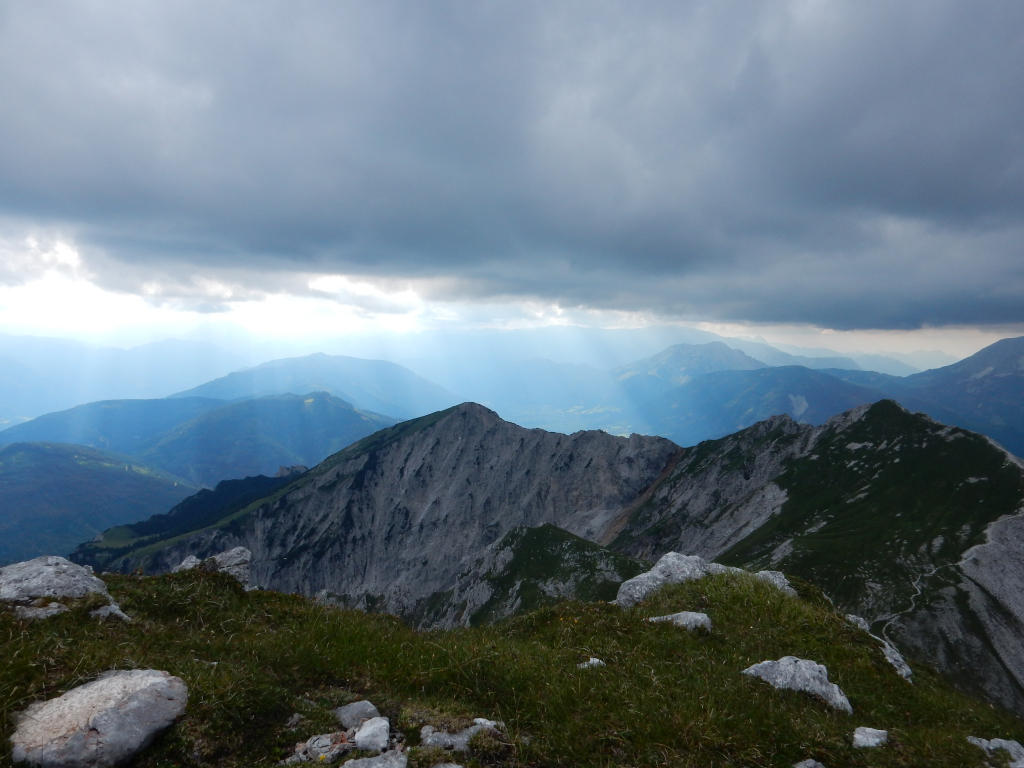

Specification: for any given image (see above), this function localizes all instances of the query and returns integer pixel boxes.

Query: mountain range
[73,398,1024,716]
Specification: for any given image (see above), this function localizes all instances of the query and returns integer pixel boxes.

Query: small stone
[172,548,252,587]
[11,669,188,768]
[647,611,712,631]
[90,603,132,622]
[968,736,1024,767]
[354,716,390,752]
[793,761,825,768]
[852,727,888,748]
[742,656,852,714]
[286,713,304,728]
[577,657,606,669]
[172,556,201,573]
[428,764,462,768]
[335,700,381,729]
[282,731,353,764]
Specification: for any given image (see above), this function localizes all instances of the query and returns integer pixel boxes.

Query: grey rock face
[852,727,888,748]
[334,700,380,729]
[128,404,678,615]
[354,717,390,752]
[742,657,852,714]
[648,611,712,631]
[968,736,1024,767]
[1,556,108,605]
[11,669,188,768]
[419,719,501,752]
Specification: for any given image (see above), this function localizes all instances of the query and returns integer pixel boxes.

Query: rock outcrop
[968,736,1024,767]
[172,547,252,587]
[11,669,187,768]
[852,727,888,748]
[742,657,852,714]
[647,611,712,631]
[0,556,128,622]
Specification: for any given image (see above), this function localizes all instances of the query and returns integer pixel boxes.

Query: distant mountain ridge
[170,352,458,420]
[0,392,396,487]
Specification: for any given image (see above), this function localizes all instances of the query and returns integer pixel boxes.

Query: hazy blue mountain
[637,366,886,446]
[0,397,229,454]
[613,341,767,390]
[170,352,458,420]
[0,392,396,486]
[850,353,920,376]
[823,335,1024,456]
[142,392,396,486]
[0,335,245,422]
[0,442,196,565]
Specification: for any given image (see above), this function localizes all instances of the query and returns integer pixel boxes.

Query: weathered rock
[11,669,188,768]
[344,750,408,768]
[285,713,304,728]
[281,732,353,764]
[852,727,888,748]
[354,717,390,752]
[845,615,912,680]
[334,700,380,729]
[90,604,131,623]
[419,719,501,752]
[173,548,252,587]
[577,657,606,669]
[1,556,108,604]
[968,736,1024,767]
[742,657,852,714]
[792,761,825,768]
[648,611,712,631]
[615,553,734,608]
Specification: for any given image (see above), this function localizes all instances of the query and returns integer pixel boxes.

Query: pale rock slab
[742,656,852,714]
[852,727,888,748]
[11,669,188,768]
[647,611,712,631]
[335,700,380,729]
[755,570,798,597]
[968,736,1024,767]
[419,719,501,752]
[577,657,606,669]
[344,750,408,768]
[792,761,825,768]
[354,717,390,752]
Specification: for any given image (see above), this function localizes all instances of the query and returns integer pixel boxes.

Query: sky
[0,0,1023,359]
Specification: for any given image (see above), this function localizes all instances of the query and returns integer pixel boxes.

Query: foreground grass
[2,570,1022,768]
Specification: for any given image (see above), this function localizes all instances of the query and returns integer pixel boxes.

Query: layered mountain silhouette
[170,352,458,420]
[0,392,395,487]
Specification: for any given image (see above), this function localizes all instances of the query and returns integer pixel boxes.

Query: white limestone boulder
[11,669,188,768]
[0,556,129,622]
[615,552,798,607]
[354,717,391,752]
[344,750,408,768]
[647,611,712,631]
[852,727,888,748]
[792,761,825,768]
[742,656,852,714]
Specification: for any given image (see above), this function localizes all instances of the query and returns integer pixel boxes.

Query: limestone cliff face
[131,403,678,614]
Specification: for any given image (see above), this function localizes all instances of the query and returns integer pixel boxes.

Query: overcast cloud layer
[0,0,1022,329]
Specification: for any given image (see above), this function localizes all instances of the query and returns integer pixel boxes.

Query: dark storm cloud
[0,0,1022,328]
